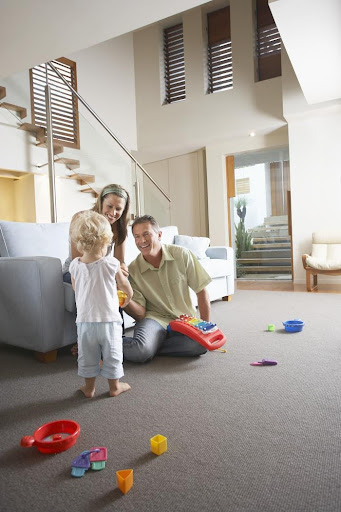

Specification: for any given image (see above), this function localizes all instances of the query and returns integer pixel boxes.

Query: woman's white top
[69,256,121,323]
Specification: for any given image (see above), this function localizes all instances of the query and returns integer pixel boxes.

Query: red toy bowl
[20,420,80,454]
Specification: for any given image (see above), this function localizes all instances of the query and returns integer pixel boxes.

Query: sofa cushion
[311,242,341,261]
[0,220,70,263]
[306,255,341,270]
[174,235,210,260]
[199,258,230,278]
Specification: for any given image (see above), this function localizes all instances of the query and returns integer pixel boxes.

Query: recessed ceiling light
[249,131,256,137]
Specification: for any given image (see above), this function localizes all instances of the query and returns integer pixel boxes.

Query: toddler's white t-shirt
[69,256,122,323]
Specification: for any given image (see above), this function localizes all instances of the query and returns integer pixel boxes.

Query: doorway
[229,148,292,281]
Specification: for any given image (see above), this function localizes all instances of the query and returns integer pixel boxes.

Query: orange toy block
[116,469,133,494]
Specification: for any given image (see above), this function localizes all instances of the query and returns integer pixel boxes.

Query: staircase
[237,215,292,279]
[0,85,98,198]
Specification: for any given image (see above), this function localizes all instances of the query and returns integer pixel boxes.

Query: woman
[63,183,130,283]
[63,183,130,355]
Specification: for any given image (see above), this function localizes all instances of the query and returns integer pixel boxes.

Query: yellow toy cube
[150,434,167,455]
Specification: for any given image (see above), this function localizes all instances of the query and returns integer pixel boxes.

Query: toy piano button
[89,446,107,470]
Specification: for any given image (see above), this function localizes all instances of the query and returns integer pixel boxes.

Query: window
[207,6,233,94]
[255,0,282,81]
[30,57,80,148]
[236,178,250,195]
[163,24,186,104]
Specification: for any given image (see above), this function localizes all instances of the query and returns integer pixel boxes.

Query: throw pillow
[174,235,210,260]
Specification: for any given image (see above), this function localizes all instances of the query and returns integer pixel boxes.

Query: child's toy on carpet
[116,469,134,494]
[267,324,275,331]
[71,450,96,477]
[20,419,80,454]
[150,434,167,455]
[168,314,226,351]
[90,446,107,470]
[250,359,278,366]
[283,319,305,332]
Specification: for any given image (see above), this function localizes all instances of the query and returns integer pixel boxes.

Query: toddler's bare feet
[109,382,131,397]
[80,385,95,398]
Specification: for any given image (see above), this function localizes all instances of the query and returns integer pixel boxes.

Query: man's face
[132,222,162,259]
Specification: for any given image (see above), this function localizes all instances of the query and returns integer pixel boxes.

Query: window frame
[163,23,186,105]
[255,0,282,82]
[29,57,80,149]
[206,6,233,95]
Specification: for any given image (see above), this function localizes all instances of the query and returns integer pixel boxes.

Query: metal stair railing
[45,61,171,221]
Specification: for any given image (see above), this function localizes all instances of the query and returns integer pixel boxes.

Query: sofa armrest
[206,246,234,262]
[0,256,65,352]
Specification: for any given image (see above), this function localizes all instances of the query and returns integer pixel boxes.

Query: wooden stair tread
[36,141,64,154]
[237,266,292,272]
[67,173,95,183]
[19,123,45,138]
[252,243,291,249]
[237,258,291,264]
[81,187,98,197]
[263,216,288,226]
[252,236,291,242]
[0,86,6,100]
[0,102,27,119]
[54,158,80,170]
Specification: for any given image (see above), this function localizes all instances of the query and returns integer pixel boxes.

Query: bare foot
[80,385,95,398]
[109,382,131,397]
[71,343,78,357]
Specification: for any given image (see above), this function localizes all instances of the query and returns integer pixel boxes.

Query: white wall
[134,0,286,162]
[0,33,139,222]
[143,149,208,236]
[133,0,289,245]
[281,48,341,284]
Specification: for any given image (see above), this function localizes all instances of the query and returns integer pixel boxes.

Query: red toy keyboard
[168,314,226,351]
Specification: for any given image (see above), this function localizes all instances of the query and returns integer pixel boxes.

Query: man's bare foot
[80,385,95,398]
[71,343,78,357]
[109,382,131,397]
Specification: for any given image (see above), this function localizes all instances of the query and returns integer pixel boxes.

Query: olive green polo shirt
[128,244,212,329]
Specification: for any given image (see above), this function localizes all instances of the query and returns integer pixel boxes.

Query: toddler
[69,210,132,398]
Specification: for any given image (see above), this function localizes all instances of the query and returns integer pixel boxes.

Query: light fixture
[249,131,256,137]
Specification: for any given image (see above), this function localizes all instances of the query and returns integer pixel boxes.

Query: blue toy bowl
[282,319,305,333]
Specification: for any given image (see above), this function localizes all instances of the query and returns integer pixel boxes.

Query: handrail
[46,61,171,203]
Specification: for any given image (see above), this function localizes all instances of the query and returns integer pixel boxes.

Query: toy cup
[117,290,127,307]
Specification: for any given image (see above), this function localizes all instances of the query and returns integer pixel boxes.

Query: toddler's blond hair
[70,210,113,254]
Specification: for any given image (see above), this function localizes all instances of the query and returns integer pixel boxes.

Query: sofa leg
[35,349,58,363]
[222,295,232,302]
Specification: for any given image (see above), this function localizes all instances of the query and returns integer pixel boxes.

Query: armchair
[302,232,341,291]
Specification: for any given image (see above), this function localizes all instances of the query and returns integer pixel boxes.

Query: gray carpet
[1,290,341,512]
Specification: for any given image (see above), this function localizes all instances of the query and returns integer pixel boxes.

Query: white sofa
[0,220,234,359]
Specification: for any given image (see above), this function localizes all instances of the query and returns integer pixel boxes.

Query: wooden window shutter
[30,57,80,149]
[207,6,233,93]
[256,0,282,81]
[163,24,186,104]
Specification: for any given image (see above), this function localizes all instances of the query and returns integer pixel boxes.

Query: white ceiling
[0,0,211,79]
[270,0,341,105]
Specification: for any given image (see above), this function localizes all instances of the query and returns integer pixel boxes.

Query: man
[122,215,212,362]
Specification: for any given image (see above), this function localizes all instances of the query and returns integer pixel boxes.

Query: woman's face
[101,193,126,224]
